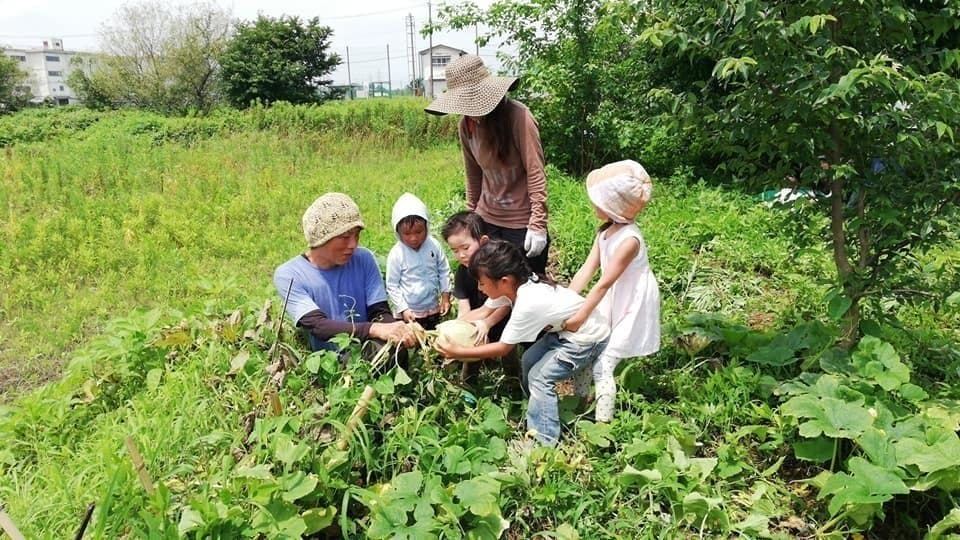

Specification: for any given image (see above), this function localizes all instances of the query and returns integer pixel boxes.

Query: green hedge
[0,98,459,148]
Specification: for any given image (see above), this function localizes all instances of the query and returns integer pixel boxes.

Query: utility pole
[405,13,418,94]
[386,44,392,97]
[428,1,434,98]
[346,46,353,99]
[475,23,479,55]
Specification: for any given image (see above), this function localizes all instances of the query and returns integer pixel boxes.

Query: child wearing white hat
[562,160,661,422]
[386,192,452,329]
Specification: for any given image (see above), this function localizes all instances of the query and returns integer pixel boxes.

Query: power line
[333,44,389,51]
[338,54,408,64]
[322,4,424,20]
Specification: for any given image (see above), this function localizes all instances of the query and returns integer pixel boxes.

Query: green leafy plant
[779,336,960,533]
[1,98,956,539]
[638,0,960,342]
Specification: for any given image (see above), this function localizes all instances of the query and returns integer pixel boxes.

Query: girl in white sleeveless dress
[563,160,661,422]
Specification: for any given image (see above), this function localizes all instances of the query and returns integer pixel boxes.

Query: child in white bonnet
[563,159,661,422]
[386,192,452,330]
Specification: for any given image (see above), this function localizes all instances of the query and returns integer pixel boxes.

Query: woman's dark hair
[469,239,555,286]
[441,211,486,241]
[480,98,514,163]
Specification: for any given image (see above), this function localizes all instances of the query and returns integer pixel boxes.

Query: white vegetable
[434,319,486,361]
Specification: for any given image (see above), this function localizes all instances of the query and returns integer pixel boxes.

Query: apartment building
[3,38,92,105]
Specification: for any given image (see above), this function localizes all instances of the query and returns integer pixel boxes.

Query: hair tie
[530,273,539,283]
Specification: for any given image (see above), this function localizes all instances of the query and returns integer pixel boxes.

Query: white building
[419,44,468,98]
[3,38,91,105]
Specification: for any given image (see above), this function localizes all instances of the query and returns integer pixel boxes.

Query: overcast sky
[0,0,506,88]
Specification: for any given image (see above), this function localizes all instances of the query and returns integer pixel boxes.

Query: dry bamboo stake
[0,505,26,540]
[74,503,95,540]
[124,436,156,495]
[336,385,378,451]
[272,279,295,371]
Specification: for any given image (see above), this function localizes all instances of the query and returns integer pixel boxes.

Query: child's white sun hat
[585,160,653,223]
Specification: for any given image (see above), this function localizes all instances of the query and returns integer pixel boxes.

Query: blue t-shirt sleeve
[274,260,320,325]
[361,250,389,308]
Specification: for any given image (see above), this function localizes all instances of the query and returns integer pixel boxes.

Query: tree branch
[856,288,939,300]
[934,190,960,216]
[877,188,958,258]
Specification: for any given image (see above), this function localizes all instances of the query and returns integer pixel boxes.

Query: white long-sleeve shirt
[385,236,451,314]
[386,193,452,315]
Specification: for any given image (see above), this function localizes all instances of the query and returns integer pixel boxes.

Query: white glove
[523,229,548,258]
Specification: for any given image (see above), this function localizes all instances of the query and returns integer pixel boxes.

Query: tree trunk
[828,175,860,346]
[824,14,860,347]
[827,111,861,344]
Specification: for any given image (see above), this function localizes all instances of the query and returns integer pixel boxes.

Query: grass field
[0,104,828,400]
[2,102,958,539]
[1,102,463,398]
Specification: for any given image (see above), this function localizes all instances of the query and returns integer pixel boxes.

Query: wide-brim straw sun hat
[302,193,365,248]
[424,54,519,117]
[586,160,653,223]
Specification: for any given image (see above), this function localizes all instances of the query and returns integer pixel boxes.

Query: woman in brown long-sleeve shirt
[425,54,550,274]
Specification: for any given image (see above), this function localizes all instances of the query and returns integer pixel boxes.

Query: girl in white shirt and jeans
[436,240,609,447]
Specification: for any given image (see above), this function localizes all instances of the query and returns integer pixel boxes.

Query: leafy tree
[74,0,231,113]
[440,0,960,342]
[638,1,960,341]
[432,1,693,176]
[167,4,233,112]
[67,55,112,110]
[220,15,341,107]
[0,54,30,114]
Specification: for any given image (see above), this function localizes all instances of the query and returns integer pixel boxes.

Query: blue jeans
[521,333,608,446]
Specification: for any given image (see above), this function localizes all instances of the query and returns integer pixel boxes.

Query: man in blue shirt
[274,193,416,354]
